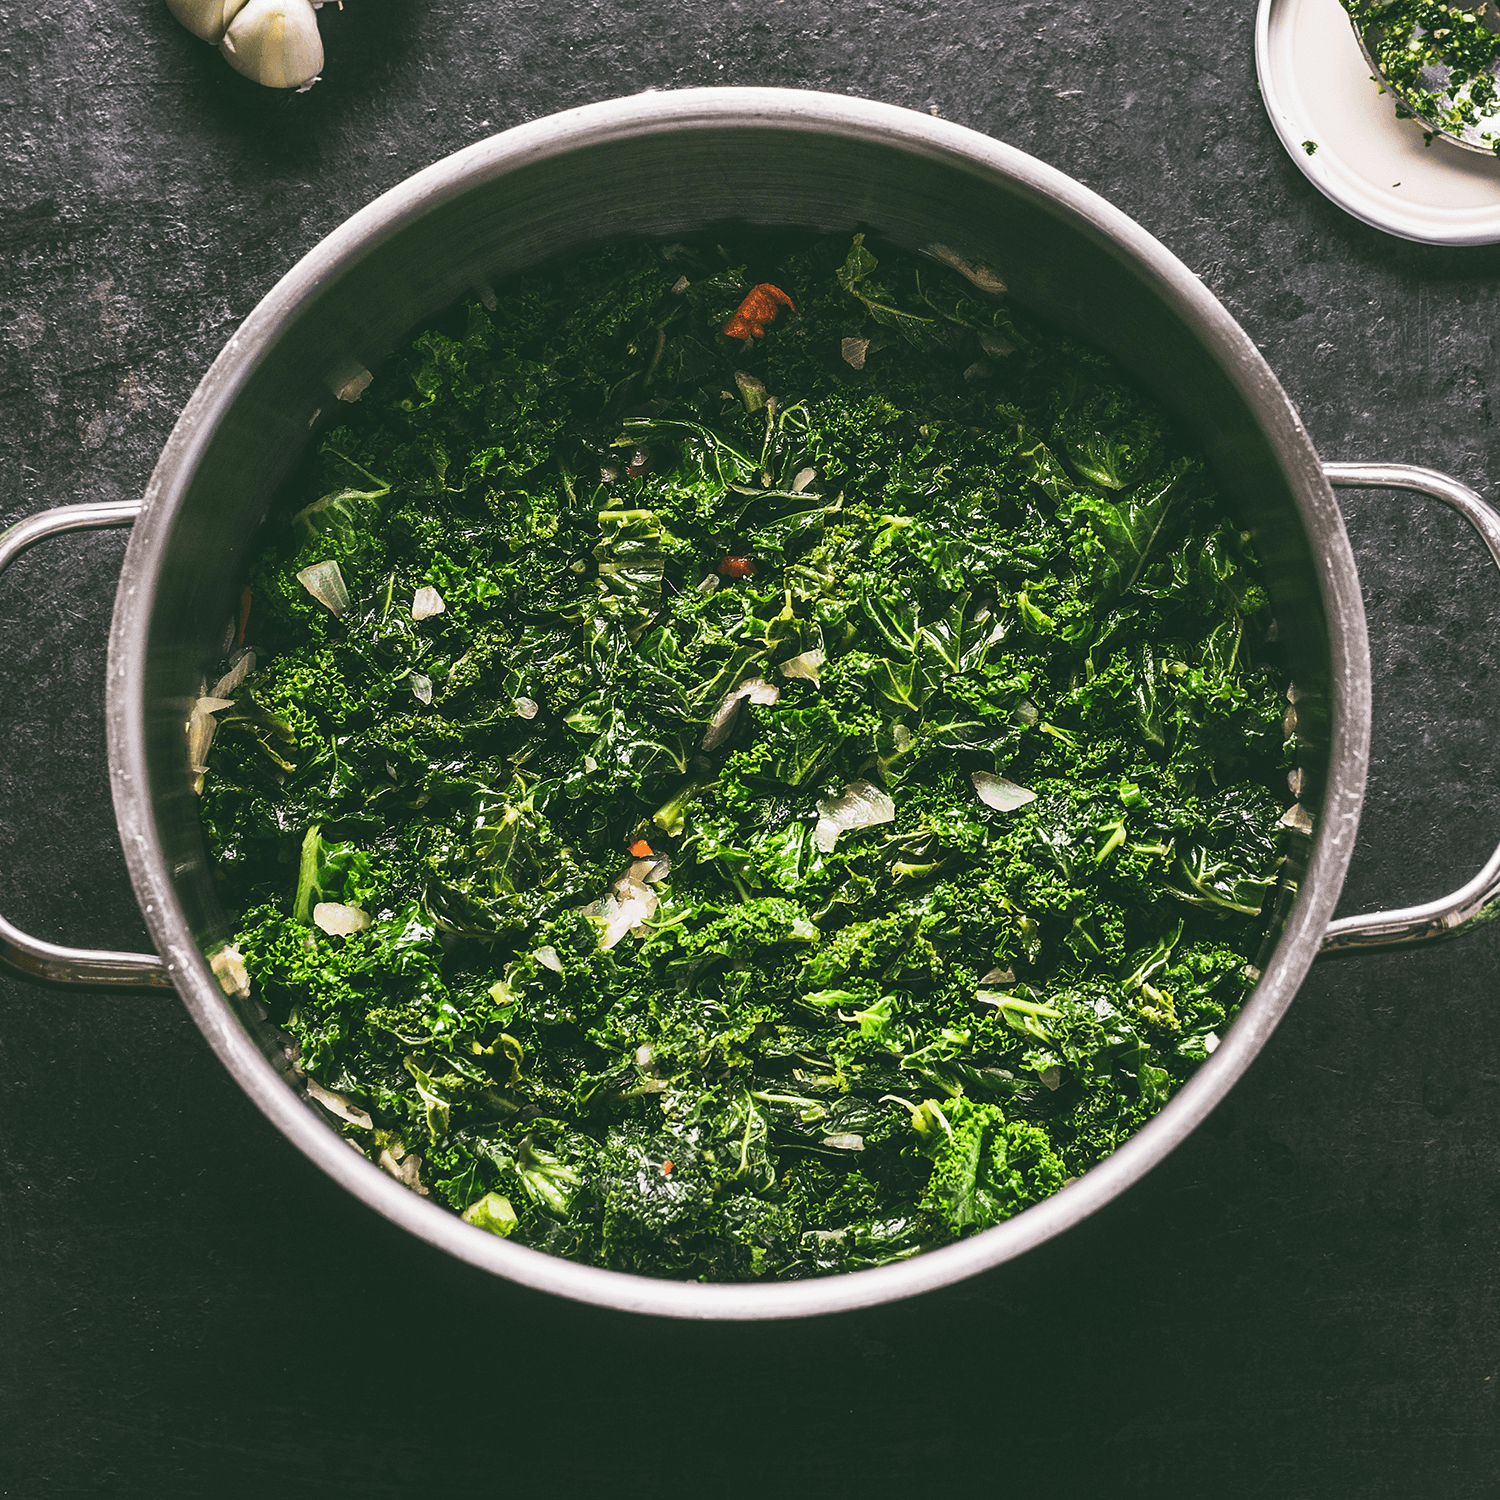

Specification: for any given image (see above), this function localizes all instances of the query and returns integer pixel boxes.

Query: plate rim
[1255,0,1500,247]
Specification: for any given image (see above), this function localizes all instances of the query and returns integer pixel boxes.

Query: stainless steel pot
[7,89,1499,1320]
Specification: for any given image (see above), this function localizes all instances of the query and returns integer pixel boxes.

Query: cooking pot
[8,89,1499,1320]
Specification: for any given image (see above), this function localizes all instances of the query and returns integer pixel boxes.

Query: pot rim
[106,86,1371,1320]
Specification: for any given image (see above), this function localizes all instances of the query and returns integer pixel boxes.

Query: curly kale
[917,1099,1068,1235]
[199,232,1296,1281]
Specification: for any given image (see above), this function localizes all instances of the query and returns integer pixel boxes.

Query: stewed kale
[198,232,1296,1281]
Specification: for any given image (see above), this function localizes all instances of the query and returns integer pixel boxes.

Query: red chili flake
[722,283,795,340]
[628,838,654,857]
[236,586,253,648]
[662,1160,675,1176]
[718,556,757,579]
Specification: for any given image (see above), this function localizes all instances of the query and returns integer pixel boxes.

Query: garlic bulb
[220,0,324,88]
[166,0,249,42]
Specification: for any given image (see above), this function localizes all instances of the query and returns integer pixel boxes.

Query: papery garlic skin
[166,0,250,43]
[219,0,324,88]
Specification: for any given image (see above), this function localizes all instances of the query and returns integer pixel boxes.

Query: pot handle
[0,502,169,987]
[1320,462,1500,953]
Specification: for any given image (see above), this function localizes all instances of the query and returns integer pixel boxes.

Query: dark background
[3,1,1500,1494]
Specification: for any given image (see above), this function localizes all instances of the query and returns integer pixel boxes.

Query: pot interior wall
[140,115,1330,1027]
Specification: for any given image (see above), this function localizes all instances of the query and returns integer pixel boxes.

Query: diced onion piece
[841,337,869,369]
[702,676,780,751]
[332,363,372,403]
[1037,1066,1062,1091]
[579,869,659,949]
[779,649,824,688]
[978,328,1016,359]
[608,879,659,948]
[533,945,564,973]
[972,771,1036,812]
[209,944,250,999]
[791,467,817,493]
[211,648,256,699]
[1204,1031,1221,1055]
[297,559,350,617]
[599,889,657,949]
[979,966,1016,986]
[923,242,1007,293]
[306,1077,374,1129]
[1009,698,1040,727]
[411,585,446,621]
[312,902,372,936]
[379,1148,429,1196]
[186,703,219,773]
[821,1133,865,1151]
[814,779,896,852]
[515,696,539,720]
[696,573,720,594]
[462,1192,519,1238]
[197,696,235,714]
[1279,802,1314,833]
[409,673,433,705]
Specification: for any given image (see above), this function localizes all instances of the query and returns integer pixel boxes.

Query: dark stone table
[3,3,1498,1493]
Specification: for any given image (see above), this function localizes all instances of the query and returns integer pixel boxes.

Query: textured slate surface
[3,2,1500,1494]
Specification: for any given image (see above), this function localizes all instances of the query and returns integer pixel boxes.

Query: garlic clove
[166,0,251,44]
[220,0,323,89]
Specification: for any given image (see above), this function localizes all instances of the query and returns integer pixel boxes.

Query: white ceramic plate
[1256,0,1500,245]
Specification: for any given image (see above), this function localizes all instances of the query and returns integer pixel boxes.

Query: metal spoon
[1347,0,1500,154]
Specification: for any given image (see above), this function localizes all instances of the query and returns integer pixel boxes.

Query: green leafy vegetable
[199,231,1295,1282]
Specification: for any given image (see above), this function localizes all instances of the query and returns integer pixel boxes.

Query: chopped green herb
[1344,0,1500,152]
[201,232,1295,1281]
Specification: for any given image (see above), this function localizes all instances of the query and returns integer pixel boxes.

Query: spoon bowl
[1347,0,1500,153]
